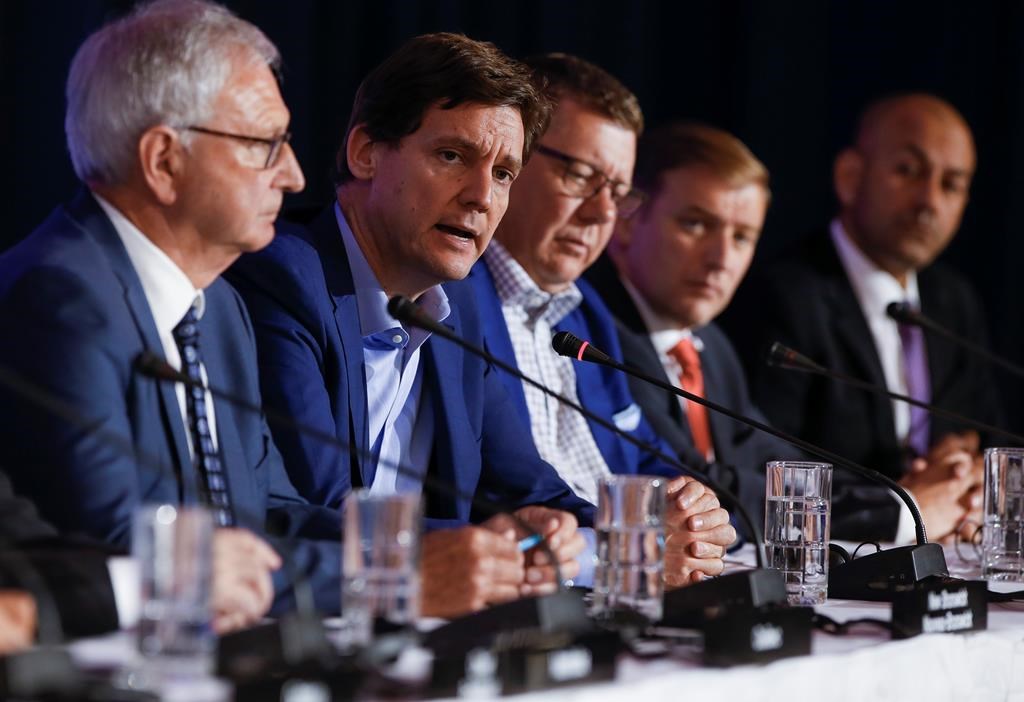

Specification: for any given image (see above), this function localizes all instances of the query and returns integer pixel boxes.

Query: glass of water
[132,504,214,678]
[591,475,666,623]
[982,447,1024,581]
[341,490,421,646]
[765,461,832,606]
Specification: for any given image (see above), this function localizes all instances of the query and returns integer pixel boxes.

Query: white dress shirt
[617,275,716,462]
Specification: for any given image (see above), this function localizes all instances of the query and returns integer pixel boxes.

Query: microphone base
[828,543,948,601]
[216,613,356,683]
[0,647,83,699]
[660,569,788,627]
[422,590,592,658]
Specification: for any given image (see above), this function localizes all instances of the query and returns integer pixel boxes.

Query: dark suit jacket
[0,470,118,639]
[723,232,1003,541]
[0,190,344,614]
[584,254,788,530]
[225,208,594,527]
[465,258,681,487]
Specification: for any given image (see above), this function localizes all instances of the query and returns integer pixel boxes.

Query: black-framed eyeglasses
[534,144,646,217]
[182,125,292,169]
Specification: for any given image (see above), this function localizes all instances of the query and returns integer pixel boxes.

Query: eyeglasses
[181,125,292,169]
[534,144,646,217]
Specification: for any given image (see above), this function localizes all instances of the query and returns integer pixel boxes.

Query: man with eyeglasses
[465,54,736,585]
[0,0,349,623]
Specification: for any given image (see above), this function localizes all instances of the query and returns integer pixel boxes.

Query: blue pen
[517,534,543,551]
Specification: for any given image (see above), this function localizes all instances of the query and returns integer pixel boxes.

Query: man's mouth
[436,224,476,240]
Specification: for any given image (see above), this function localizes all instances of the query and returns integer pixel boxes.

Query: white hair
[65,0,280,185]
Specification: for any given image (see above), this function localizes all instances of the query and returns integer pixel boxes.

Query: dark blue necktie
[173,305,235,527]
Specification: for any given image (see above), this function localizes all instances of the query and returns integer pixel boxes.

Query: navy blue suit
[0,191,343,614]
[225,208,594,527]
[465,258,681,485]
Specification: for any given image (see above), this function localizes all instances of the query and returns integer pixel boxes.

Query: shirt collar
[618,273,700,355]
[831,218,920,320]
[483,240,583,326]
[92,192,204,333]
[335,202,450,350]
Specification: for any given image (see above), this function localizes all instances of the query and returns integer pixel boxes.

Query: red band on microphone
[577,341,589,362]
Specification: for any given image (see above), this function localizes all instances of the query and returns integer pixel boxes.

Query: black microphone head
[387,295,416,322]
[765,341,792,368]
[886,301,913,323]
[134,350,187,383]
[551,331,584,358]
[764,341,824,373]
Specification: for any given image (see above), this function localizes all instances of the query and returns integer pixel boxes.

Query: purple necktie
[898,307,931,457]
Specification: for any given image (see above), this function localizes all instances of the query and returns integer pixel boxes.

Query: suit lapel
[422,306,473,521]
[309,209,372,488]
[66,191,194,501]
[818,237,898,449]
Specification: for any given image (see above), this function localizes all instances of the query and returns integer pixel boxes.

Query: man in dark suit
[228,34,591,617]
[586,122,788,529]
[0,0,338,616]
[467,56,737,586]
[725,93,995,542]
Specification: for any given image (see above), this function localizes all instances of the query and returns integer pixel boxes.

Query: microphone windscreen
[551,331,583,358]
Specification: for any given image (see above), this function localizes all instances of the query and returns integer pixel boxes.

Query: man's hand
[211,529,281,634]
[663,477,736,587]
[420,525,524,618]
[496,507,585,596]
[900,438,978,541]
[0,591,35,654]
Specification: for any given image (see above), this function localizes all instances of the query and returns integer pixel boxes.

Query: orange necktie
[668,337,713,460]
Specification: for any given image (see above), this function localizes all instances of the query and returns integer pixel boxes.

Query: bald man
[727,93,1000,543]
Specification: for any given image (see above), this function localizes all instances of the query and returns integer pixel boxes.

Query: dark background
[3,0,1023,430]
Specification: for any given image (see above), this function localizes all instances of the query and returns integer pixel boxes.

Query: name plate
[890,578,987,639]
[703,605,813,666]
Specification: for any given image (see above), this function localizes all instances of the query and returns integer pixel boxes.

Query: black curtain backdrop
[3,0,1024,431]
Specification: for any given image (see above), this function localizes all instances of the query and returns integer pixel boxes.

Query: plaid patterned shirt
[483,241,612,505]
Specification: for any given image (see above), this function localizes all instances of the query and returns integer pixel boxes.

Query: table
[69,545,1024,701]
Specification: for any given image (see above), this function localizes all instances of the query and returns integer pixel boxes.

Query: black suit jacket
[723,232,1003,541]
[585,255,792,531]
[0,471,118,639]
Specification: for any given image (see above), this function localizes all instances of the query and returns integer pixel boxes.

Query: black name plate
[703,605,813,667]
[891,578,987,639]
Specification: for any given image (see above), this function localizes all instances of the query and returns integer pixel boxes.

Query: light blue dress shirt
[335,204,450,495]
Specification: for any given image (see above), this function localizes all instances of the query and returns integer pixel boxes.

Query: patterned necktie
[173,305,235,527]
[668,337,714,460]
[897,305,931,457]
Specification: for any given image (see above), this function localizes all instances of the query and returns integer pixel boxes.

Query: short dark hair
[524,53,643,135]
[633,122,770,203]
[335,32,550,183]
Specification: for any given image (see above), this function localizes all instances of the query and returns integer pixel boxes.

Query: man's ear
[346,123,378,181]
[607,213,635,261]
[833,148,864,208]
[138,125,185,206]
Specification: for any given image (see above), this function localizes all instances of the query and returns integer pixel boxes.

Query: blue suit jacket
[0,190,343,614]
[465,259,681,484]
[225,208,594,527]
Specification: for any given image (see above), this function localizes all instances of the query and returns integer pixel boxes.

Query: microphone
[887,301,1024,381]
[387,296,765,567]
[767,341,1024,445]
[388,295,804,640]
[133,352,594,660]
[0,358,347,689]
[551,331,951,601]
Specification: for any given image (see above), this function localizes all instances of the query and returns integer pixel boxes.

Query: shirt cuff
[570,527,597,588]
[891,489,920,545]
[106,556,140,630]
